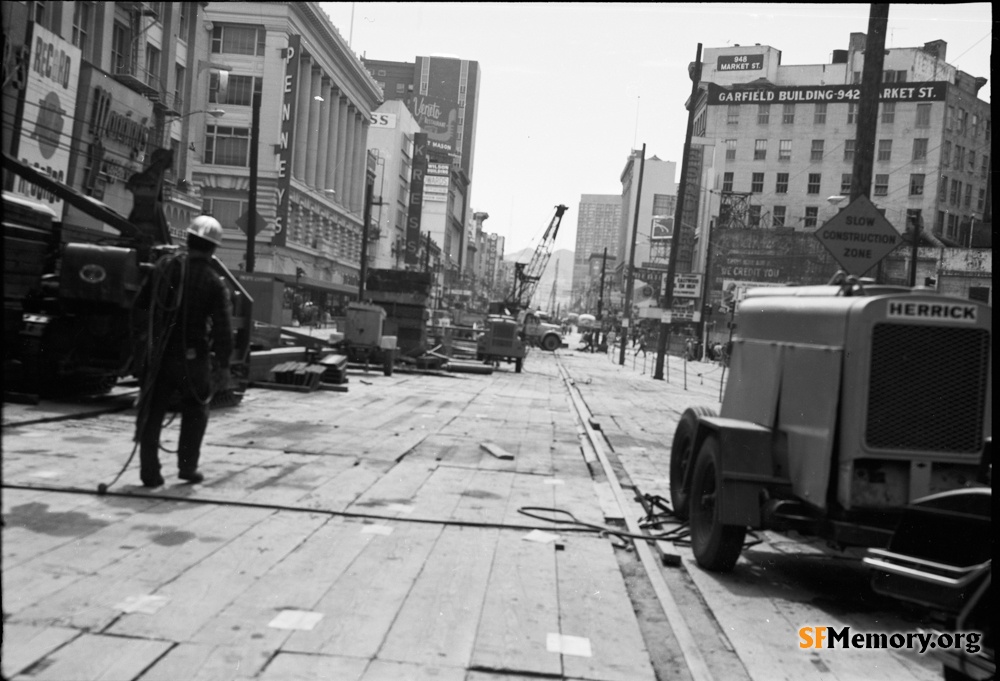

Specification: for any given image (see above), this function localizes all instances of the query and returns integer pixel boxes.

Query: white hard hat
[186,215,223,246]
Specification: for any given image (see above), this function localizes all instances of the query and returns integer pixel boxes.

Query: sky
[319,2,992,255]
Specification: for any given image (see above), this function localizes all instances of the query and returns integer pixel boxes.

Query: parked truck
[668,276,991,679]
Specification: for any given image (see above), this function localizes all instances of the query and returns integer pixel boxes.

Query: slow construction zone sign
[814,195,901,276]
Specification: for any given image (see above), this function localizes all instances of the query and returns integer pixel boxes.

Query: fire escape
[113,2,164,102]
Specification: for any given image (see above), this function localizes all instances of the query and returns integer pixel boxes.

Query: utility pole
[245,90,261,272]
[850,4,889,203]
[597,247,608,318]
[908,211,922,286]
[619,144,646,366]
[359,152,376,300]
[655,43,702,380]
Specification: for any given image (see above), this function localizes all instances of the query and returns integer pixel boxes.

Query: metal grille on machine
[866,323,990,453]
[491,323,515,347]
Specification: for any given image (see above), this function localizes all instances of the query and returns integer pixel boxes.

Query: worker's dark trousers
[139,356,211,482]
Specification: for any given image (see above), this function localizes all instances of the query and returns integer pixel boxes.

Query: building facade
[616,153,678,297]
[571,194,622,311]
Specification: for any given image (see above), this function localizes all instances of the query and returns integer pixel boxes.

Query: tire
[689,436,746,572]
[541,333,560,352]
[670,406,717,521]
[515,357,523,373]
[383,359,394,377]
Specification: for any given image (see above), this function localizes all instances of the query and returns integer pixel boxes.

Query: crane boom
[508,204,568,311]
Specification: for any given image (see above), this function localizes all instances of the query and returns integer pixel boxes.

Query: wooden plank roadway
[3,353,660,681]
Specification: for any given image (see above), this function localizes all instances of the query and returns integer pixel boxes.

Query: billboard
[412,94,459,156]
[404,133,428,265]
[9,23,81,214]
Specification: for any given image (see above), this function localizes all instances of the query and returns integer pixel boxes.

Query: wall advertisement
[273,35,301,247]
[9,23,81,214]
[707,81,947,105]
[404,132,428,264]
[412,94,459,156]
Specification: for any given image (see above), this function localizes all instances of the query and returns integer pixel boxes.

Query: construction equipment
[668,276,992,677]
[2,150,252,404]
[479,205,568,369]
[338,302,397,376]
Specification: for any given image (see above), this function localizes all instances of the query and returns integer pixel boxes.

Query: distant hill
[503,248,575,312]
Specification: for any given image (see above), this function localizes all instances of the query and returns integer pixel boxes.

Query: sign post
[814,195,900,276]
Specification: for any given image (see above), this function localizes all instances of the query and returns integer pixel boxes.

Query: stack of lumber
[317,353,349,384]
[271,362,325,390]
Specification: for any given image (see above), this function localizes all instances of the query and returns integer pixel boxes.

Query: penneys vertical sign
[272,35,301,247]
[404,132,427,265]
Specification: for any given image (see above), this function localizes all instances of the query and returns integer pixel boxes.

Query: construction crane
[506,204,569,313]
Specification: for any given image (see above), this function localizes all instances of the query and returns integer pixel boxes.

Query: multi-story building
[616,153,678,298]
[571,195,621,310]
[690,35,991,279]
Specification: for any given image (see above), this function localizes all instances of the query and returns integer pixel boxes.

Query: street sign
[814,195,900,276]
[236,209,268,236]
[673,273,703,298]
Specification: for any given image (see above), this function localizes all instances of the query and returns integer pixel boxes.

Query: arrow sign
[236,209,268,236]
[814,195,900,276]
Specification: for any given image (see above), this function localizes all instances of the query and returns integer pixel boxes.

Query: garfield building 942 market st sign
[707,81,946,105]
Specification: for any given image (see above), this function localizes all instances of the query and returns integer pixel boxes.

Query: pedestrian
[607,328,617,354]
[133,216,234,488]
[634,329,649,357]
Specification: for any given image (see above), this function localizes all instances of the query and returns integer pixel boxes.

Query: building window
[939,175,948,202]
[174,64,185,110]
[946,213,959,239]
[72,2,93,56]
[949,179,960,205]
[749,205,761,227]
[936,211,945,232]
[814,103,827,125]
[877,139,892,162]
[958,108,968,135]
[722,172,734,192]
[395,83,405,94]
[205,125,250,166]
[757,104,770,125]
[776,140,791,161]
[852,71,861,84]
[725,139,737,160]
[210,74,263,105]
[202,197,245,232]
[804,206,818,228]
[978,188,987,210]
[946,106,955,131]
[145,44,160,88]
[968,150,975,173]
[874,174,889,196]
[986,120,991,142]
[964,184,973,209]
[810,139,824,161]
[908,174,925,196]
[847,103,857,124]
[841,174,852,194]
[111,22,130,74]
[727,104,740,125]
[881,102,895,124]
[844,139,855,162]
[754,139,767,160]
[942,140,951,167]
[782,103,795,124]
[772,205,786,228]
[912,138,928,161]
[807,173,821,194]
[751,172,764,193]
[915,103,931,128]
[179,2,189,37]
[954,146,965,170]
[982,155,990,179]
[211,24,266,56]
[775,172,789,194]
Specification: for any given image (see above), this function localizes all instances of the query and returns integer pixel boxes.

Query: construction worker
[134,216,233,488]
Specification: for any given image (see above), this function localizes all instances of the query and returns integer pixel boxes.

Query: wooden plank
[480,441,514,460]
[556,535,656,681]
[359,659,467,681]
[131,643,216,681]
[255,652,369,681]
[405,464,479,519]
[378,525,499,666]
[346,459,437,512]
[298,460,393,512]
[18,632,172,681]
[471,531,562,677]
[451,469,516,525]
[285,522,443,658]
[0,624,80,678]
[593,479,625,520]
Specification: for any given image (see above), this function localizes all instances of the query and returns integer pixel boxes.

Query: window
[958,108,968,135]
[772,205,786,228]
[852,71,861,84]
[751,172,764,193]
[749,205,761,227]
[395,83,405,94]
[915,103,931,128]
[211,24,266,56]
[841,174,852,194]
[804,206,819,228]
[174,64,185,110]
[145,44,160,88]
[778,139,791,161]
[847,103,857,124]
[877,139,892,162]
[971,113,979,137]
[111,22,130,73]
[652,193,674,216]
[727,104,740,125]
[205,125,251,166]
[775,173,789,194]
[722,172,734,192]
[939,175,948,202]
[946,213,959,239]
[810,139,824,161]
[946,106,955,131]
[814,103,828,125]
[942,141,951,167]
[968,150,975,173]
[964,184,972,209]
[874,174,889,196]
[782,103,795,124]
[936,211,945,232]
[757,104,770,125]
[807,173,821,194]
[725,139,737,160]
[895,70,907,82]
[881,102,895,124]
[950,179,960,205]
[754,139,767,160]
[954,146,965,170]
[844,139,855,162]
[979,188,987,210]
[909,174,925,196]
[986,120,991,142]
[179,2,189,37]
[210,74,263,105]
[202,197,245,234]
[72,2,93,56]
[982,156,990,179]
[912,138,928,161]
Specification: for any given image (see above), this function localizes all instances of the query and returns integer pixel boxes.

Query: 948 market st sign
[814,195,900,276]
